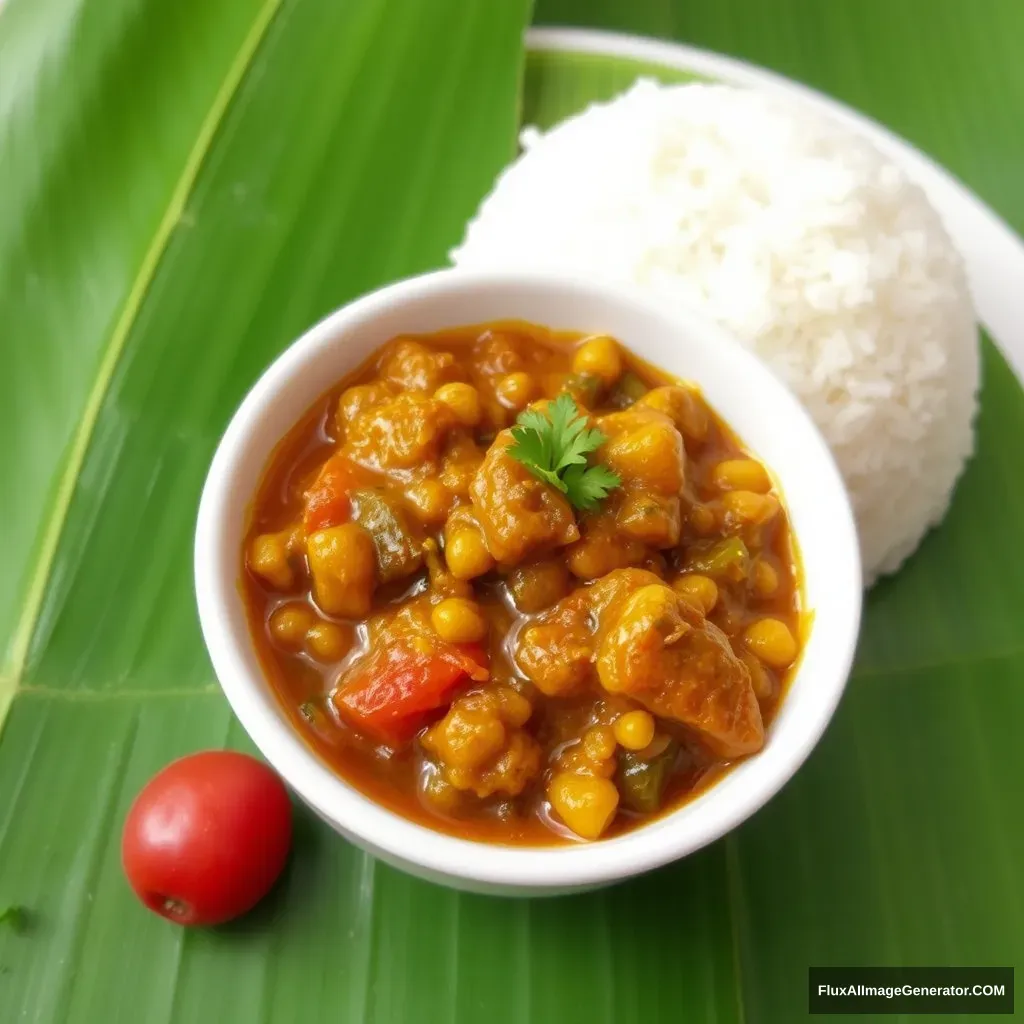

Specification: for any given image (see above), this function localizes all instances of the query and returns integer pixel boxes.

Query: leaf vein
[0,0,284,732]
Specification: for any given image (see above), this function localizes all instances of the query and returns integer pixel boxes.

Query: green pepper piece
[611,371,649,407]
[563,372,601,406]
[686,536,749,581]
[351,489,423,583]
[616,739,680,813]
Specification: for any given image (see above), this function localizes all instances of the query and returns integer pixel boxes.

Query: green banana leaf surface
[2,0,1023,1021]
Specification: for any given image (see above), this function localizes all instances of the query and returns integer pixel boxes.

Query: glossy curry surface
[243,321,802,844]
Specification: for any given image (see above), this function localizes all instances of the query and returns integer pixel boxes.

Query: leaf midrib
[0,0,284,730]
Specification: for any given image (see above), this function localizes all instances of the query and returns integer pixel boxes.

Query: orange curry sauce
[242,321,802,844]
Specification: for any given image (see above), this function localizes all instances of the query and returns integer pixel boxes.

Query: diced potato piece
[515,618,593,696]
[307,524,377,618]
[515,568,663,695]
[637,385,710,442]
[472,330,524,376]
[589,567,666,615]
[548,772,619,841]
[597,585,691,695]
[380,339,463,392]
[440,434,484,498]
[424,700,506,771]
[599,409,685,493]
[515,586,594,696]
[335,382,395,433]
[344,393,452,471]
[596,582,764,758]
[616,491,681,548]
[405,479,452,525]
[248,531,296,590]
[469,431,578,565]
[423,688,541,798]
[566,513,646,580]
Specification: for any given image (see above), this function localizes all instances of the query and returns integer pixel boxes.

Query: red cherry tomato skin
[122,751,292,926]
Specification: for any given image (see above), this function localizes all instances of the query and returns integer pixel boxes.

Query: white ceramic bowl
[195,269,862,896]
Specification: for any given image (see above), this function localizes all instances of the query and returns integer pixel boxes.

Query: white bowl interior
[195,269,862,894]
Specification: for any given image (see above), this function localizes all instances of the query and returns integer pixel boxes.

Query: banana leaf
[3,1,1024,1022]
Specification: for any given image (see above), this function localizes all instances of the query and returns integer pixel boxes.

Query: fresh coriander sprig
[507,393,621,512]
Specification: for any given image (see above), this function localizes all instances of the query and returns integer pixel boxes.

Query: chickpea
[743,617,798,669]
[495,371,535,411]
[723,490,780,524]
[672,573,718,614]
[689,504,716,535]
[753,560,779,597]
[405,479,451,524]
[432,597,488,644]
[613,710,656,751]
[248,531,295,590]
[740,650,774,702]
[434,382,482,427]
[268,602,315,648]
[494,686,533,728]
[306,620,352,661]
[445,528,494,581]
[582,725,617,762]
[712,459,772,494]
[572,335,622,385]
[422,770,462,813]
[548,771,620,841]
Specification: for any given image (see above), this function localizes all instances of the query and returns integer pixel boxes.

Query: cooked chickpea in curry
[243,321,803,844]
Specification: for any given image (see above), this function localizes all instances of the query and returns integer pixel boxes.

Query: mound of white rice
[452,81,979,585]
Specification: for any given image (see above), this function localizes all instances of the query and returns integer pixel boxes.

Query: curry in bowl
[243,322,802,843]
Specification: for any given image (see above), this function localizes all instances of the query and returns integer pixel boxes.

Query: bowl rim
[194,267,862,890]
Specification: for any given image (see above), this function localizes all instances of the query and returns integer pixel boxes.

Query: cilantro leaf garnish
[508,393,621,511]
[562,462,622,512]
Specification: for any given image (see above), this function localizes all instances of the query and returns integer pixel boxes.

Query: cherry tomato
[122,750,292,926]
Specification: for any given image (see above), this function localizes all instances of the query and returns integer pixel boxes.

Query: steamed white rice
[452,81,979,585]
